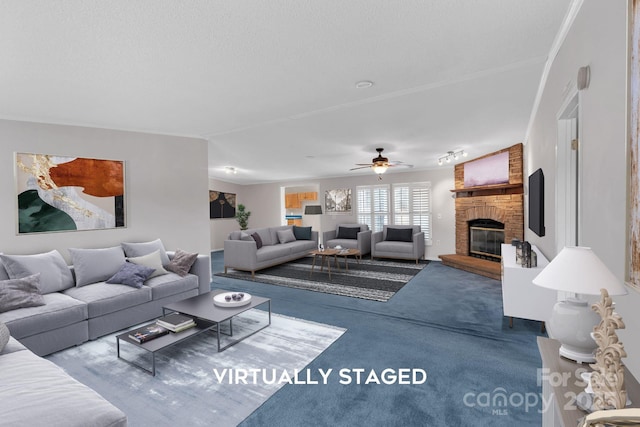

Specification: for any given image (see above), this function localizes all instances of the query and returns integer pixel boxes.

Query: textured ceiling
[0,0,572,184]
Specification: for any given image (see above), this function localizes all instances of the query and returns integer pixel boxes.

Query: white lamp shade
[532,246,627,296]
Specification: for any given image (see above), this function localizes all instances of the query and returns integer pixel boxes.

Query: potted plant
[235,204,251,230]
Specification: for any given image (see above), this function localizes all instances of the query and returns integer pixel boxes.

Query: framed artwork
[15,153,125,234]
[463,151,510,187]
[210,191,236,219]
[629,0,640,291]
[325,188,352,214]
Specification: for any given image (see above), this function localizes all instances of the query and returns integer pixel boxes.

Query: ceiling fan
[350,148,413,179]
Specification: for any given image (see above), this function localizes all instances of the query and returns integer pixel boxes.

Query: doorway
[556,93,580,252]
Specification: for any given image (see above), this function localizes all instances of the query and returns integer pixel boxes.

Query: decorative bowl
[213,292,252,307]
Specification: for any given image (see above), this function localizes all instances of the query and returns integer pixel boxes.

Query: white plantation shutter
[358,183,430,241]
[393,186,410,225]
[356,186,371,226]
[392,182,432,245]
[356,185,389,232]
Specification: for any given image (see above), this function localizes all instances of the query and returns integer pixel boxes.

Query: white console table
[501,244,557,329]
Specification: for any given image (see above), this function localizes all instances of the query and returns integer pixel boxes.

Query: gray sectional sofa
[224,225,318,278]
[0,239,210,356]
[0,240,211,426]
[0,335,127,427]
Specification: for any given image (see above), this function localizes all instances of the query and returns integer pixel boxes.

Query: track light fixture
[438,150,467,166]
[224,166,237,174]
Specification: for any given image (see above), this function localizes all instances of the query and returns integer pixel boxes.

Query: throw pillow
[293,226,312,240]
[251,233,263,249]
[0,274,46,313]
[385,227,413,242]
[106,262,155,288]
[69,246,126,287]
[166,249,198,277]
[337,226,360,240]
[0,253,8,281]
[239,232,254,242]
[0,321,9,352]
[0,250,74,294]
[277,228,297,244]
[127,250,168,278]
[121,239,170,266]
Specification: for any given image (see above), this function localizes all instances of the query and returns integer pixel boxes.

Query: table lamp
[532,247,627,363]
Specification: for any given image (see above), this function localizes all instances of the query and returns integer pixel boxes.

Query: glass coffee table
[116,289,271,376]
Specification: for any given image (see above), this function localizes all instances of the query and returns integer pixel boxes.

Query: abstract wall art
[209,191,236,219]
[463,151,510,187]
[325,188,352,214]
[15,153,125,234]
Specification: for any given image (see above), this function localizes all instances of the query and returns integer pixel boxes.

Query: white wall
[525,1,640,375]
[209,167,456,260]
[0,119,211,260]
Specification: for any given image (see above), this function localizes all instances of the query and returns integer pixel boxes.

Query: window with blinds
[356,185,389,232]
[393,182,432,245]
[356,182,432,244]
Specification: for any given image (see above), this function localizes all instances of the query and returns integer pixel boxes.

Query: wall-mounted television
[528,168,545,237]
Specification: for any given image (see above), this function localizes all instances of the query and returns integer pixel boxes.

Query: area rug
[215,257,428,302]
[46,312,346,427]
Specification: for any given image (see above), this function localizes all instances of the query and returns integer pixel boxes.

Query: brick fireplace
[440,143,524,279]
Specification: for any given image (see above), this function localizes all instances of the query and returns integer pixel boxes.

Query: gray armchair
[371,225,425,263]
[322,224,372,255]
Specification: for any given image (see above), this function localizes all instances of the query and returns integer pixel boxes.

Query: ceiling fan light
[372,164,388,174]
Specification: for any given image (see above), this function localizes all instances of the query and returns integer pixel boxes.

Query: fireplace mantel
[450,183,523,198]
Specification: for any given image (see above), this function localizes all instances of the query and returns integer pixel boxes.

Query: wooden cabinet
[285,194,301,209]
[284,192,317,209]
[501,244,556,326]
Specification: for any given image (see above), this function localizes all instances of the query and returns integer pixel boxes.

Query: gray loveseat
[0,239,210,356]
[0,335,127,426]
[224,225,318,278]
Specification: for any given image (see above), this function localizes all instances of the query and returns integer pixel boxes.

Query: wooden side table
[309,249,340,280]
[336,249,361,271]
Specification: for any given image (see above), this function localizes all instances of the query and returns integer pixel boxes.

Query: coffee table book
[128,324,170,343]
[156,313,196,331]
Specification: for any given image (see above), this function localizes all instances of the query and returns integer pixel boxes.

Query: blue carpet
[47,311,344,427]
[211,251,547,427]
